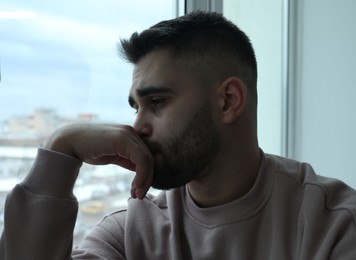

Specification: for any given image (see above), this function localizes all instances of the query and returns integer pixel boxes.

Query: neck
[187,145,261,208]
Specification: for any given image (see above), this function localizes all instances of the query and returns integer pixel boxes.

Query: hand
[45,123,153,199]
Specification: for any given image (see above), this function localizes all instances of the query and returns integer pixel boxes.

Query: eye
[132,104,139,114]
[150,97,166,110]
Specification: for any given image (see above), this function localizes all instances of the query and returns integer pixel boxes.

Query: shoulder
[98,209,127,234]
[125,189,182,216]
[266,153,356,225]
[98,189,181,226]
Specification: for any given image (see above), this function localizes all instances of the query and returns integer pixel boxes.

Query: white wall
[292,0,356,188]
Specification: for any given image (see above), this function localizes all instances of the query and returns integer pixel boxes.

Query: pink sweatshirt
[1,148,356,259]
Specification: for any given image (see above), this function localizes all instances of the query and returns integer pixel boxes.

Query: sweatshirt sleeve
[0,148,82,260]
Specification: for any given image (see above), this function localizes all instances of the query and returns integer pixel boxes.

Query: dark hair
[118,11,258,111]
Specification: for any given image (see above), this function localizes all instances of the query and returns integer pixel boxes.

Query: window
[223,0,286,156]
[0,0,176,243]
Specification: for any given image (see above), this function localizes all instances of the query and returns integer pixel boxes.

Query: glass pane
[223,0,285,156]
[0,0,175,243]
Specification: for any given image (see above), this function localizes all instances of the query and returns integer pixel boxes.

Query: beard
[147,101,220,190]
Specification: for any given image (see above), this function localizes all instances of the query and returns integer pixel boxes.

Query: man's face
[129,49,220,190]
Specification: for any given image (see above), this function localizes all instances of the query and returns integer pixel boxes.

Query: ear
[217,77,248,124]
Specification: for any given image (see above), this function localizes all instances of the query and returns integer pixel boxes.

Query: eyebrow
[128,86,175,107]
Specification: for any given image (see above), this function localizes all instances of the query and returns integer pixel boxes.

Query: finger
[131,174,152,199]
[131,181,137,199]
[137,165,154,199]
[113,157,137,171]
[129,149,154,199]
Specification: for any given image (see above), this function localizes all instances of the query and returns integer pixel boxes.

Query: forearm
[0,148,82,260]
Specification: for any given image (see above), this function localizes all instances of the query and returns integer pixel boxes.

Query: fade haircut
[118,11,258,113]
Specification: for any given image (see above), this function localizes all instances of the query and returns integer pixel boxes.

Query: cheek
[151,98,203,141]
[151,115,181,142]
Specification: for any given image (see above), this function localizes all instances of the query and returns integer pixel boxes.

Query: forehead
[128,49,208,107]
[130,49,172,92]
[129,49,195,102]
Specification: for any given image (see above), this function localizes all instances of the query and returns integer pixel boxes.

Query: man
[1,11,356,260]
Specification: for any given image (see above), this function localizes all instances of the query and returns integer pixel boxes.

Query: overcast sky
[0,0,174,124]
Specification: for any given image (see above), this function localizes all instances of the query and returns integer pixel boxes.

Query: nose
[133,111,153,138]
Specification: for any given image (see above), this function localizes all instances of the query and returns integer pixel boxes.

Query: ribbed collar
[182,152,275,227]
